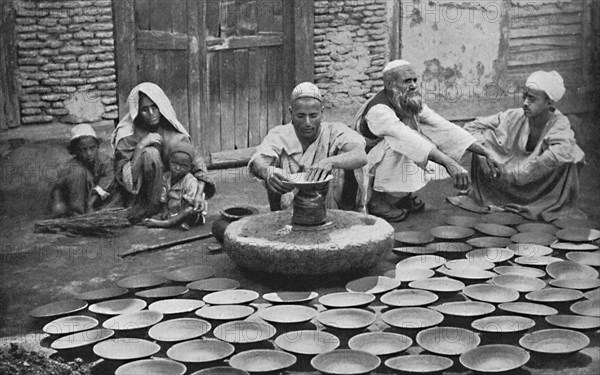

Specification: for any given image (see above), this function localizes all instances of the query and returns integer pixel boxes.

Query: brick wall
[314,0,391,108]
[15,0,117,127]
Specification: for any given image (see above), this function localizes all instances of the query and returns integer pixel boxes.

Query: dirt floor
[0,113,599,374]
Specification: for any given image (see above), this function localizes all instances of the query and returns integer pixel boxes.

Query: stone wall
[313,0,392,108]
[14,0,117,127]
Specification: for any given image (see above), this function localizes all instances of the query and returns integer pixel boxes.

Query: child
[143,141,206,230]
[50,124,114,217]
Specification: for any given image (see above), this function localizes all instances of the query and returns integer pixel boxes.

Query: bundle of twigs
[34,207,132,237]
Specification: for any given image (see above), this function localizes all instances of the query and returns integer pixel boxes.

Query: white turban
[525,70,565,102]
[383,59,411,73]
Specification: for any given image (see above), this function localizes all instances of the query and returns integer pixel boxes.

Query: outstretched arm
[306,142,367,181]
[249,155,294,195]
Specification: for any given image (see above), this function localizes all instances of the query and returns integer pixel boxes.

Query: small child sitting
[50,124,114,217]
[143,142,205,230]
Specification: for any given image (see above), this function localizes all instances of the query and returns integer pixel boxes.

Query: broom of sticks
[34,207,132,237]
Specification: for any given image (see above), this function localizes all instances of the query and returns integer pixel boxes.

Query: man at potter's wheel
[249,82,369,212]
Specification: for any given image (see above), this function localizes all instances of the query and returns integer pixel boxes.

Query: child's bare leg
[143,208,195,228]
[143,218,171,227]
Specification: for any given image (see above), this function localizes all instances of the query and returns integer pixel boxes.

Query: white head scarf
[525,71,565,102]
[112,82,190,146]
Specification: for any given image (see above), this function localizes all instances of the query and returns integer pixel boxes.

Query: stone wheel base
[223,210,394,275]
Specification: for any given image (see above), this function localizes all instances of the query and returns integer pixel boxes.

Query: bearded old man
[249,82,369,212]
[449,71,586,222]
[353,60,498,222]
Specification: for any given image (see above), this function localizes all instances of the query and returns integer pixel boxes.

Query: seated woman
[112,82,216,221]
[50,124,114,217]
[450,71,586,222]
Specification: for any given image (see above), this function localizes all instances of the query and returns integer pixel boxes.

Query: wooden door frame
[113,0,314,154]
[1,0,21,130]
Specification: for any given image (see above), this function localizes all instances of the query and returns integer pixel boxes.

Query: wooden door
[113,0,313,164]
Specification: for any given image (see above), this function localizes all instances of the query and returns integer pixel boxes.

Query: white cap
[290,82,322,102]
[525,70,566,102]
[70,124,97,142]
[383,59,412,73]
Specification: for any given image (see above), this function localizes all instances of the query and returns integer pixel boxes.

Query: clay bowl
[380,289,439,308]
[381,307,444,330]
[517,222,559,234]
[135,286,189,299]
[583,288,600,300]
[549,278,600,291]
[437,267,497,283]
[88,298,146,316]
[462,284,520,303]
[433,301,496,318]
[148,318,211,342]
[258,305,317,324]
[30,299,88,319]
[392,246,438,257]
[514,256,562,267]
[165,265,216,283]
[551,242,599,251]
[115,359,187,375]
[498,302,558,317]
[93,338,160,361]
[466,248,514,263]
[460,344,530,373]
[446,215,481,228]
[519,329,590,354]
[430,225,475,240]
[229,350,297,373]
[570,299,600,317]
[445,259,495,270]
[316,308,376,330]
[511,232,557,246]
[50,328,114,350]
[546,261,599,280]
[280,171,333,188]
[275,330,340,355]
[416,326,481,356]
[507,243,553,257]
[75,287,128,302]
[385,354,453,373]
[384,267,435,282]
[187,278,240,292]
[148,299,205,315]
[43,315,98,335]
[483,212,525,226]
[471,315,535,333]
[213,321,277,343]
[491,274,547,292]
[191,368,249,375]
[345,276,400,294]
[117,273,168,289]
[202,289,260,305]
[394,231,434,245]
[546,315,600,330]
[467,236,512,248]
[425,242,472,255]
[525,288,584,304]
[102,310,163,332]
[348,332,412,356]
[566,251,600,266]
[166,339,235,363]
[318,292,375,309]
[194,305,255,321]
[262,291,318,304]
[555,228,600,242]
[474,223,518,237]
[397,254,447,269]
[493,265,546,278]
[311,349,381,375]
[408,277,465,293]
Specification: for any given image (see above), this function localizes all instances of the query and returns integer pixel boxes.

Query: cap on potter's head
[290,82,322,103]
[70,124,97,142]
[383,59,412,74]
[525,70,565,102]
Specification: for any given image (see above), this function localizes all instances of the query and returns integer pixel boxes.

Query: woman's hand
[138,133,163,149]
